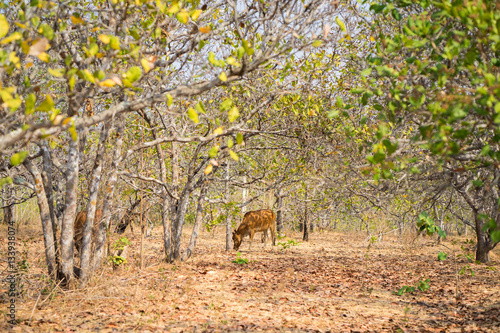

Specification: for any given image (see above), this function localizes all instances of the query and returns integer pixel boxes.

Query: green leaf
[335,17,346,32]
[312,40,322,47]
[360,68,372,76]
[188,107,199,123]
[109,36,120,50]
[69,120,78,141]
[125,66,142,83]
[195,101,206,114]
[0,177,13,189]
[491,230,500,243]
[220,98,233,111]
[437,252,448,261]
[10,151,28,166]
[25,93,36,115]
[392,9,401,21]
[229,150,239,161]
[176,10,189,24]
[166,93,173,107]
[208,52,222,67]
[36,95,54,112]
[226,56,238,65]
[219,71,227,81]
[48,68,64,77]
[327,109,339,118]
[237,46,245,59]
[89,43,98,56]
[227,139,234,148]
[236,133,244,144]
[472,180,484,187]
[208,146,218,158]
[242,40,254,55]
[0,15,9,38]
[39,23,54,40]
[228,106,239,122]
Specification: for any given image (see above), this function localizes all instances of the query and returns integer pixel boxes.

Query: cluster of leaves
[232,251,248,265]
[417,212,446,238]
[395,278,430,296]
[276,235,301,251]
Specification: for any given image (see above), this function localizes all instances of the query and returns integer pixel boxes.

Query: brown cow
[74,209,102,253]
[233,209,276,251]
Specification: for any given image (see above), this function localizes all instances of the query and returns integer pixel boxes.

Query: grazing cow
[74,209,102,253]
[233,209,276,251]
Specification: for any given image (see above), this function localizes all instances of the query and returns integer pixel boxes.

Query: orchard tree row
[0,0,498,287]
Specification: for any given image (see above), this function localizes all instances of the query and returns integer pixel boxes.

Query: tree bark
[91,117,125,271]
[182,184,208,260]
[276,188,284,234]
[60,136,79,286]
[79,123,109,284]
[41,144,59,241]
[225,161,232,251]
[23,159,57,278]
[167,141,180,262]
[303,190,309,242]
[175,189,192,260]
[474,215,492,263]
[2,186,13,225]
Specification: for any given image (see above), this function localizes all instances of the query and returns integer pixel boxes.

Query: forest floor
[1,223,499,332]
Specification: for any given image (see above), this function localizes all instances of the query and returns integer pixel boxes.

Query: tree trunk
[242,175,247,215]
[41,144,59,242]
[79,123,109,284]
[91,117,125,271]
[171,190,190,260]
[167,141,180,262]
[276,188,283,234]
[23,159,57,278]
[225,161,232,251]
[2,186,13,225]
[474,215,492,263]
[303,190,309,242]
[182,184,208,260]
[60,137,79,287]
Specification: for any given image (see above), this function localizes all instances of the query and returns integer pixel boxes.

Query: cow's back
[241,209,275,232]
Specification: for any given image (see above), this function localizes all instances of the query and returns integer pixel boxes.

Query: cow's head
[232,231,242,250]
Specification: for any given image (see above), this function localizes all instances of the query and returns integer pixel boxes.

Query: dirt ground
[1,223,499,332]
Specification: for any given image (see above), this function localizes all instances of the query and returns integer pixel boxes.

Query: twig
[28,293,41,326]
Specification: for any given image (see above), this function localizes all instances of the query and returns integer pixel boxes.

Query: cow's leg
[262,229,269,248]
[249,230,255,251]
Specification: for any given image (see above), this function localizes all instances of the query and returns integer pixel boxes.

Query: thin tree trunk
[41,144,59,242]
[92,117,125,271]
[80,123,109,284]
[60,137,79,286]
[474,214,491,263]
[303,190,309,242]
[276,188,283,234]
[182,184,208,260]
[23,159,57,278]
[225,161,231,251]
[172,191,190,260]
[242,175,247,215]
[167,141,180,262]
[2,186,13,225]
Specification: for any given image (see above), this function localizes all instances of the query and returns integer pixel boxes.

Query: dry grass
[1,222,499,332]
